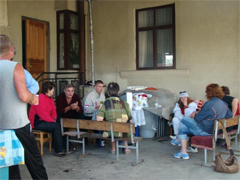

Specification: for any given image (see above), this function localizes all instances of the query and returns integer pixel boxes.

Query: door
[24,19,47,79]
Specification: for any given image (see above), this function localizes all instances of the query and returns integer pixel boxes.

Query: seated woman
[221,86,239,147]
[221,86,239,116]
[56,84,85,120]
[173,83,232,160]
[29,81,65,157]
[96,82,132,154]
[171,90,198,152]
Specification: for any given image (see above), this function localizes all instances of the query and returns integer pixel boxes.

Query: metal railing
[36,72,85,101]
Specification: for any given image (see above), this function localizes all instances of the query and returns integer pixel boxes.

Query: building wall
[86,0,240,100]
[1,0,239,101]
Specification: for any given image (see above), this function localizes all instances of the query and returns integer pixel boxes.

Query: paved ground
[20,136,240,180]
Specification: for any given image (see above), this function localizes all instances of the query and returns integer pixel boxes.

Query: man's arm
[96,103,105,121]
[24,69,39,94]
[84,95,96,114]
[75,95,83,113]
[14,64,38,105]
[56,94,69,114]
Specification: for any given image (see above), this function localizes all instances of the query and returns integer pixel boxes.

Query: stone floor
[20,136,240,180]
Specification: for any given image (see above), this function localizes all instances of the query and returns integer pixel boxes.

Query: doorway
[22,18,49,80]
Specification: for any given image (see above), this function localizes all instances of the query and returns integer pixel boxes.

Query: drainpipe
[87,0,95,86]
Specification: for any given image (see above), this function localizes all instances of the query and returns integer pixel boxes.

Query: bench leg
[40,133,44,155]
[131,142,144,166]
[116,141,119,161]
[194,149,213,167]
[136,142,139,163]
[204,149,207,165]
[49,133,52,153]
[235,134,237,148]
[82,137,85,155]
[66,136,69,152]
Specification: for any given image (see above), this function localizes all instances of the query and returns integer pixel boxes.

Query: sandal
[125,149,131,155]
[54,152,66,157]
[111,150,116,154]
[69,147,77,151]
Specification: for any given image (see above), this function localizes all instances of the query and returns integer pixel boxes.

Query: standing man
[0,35,48,179]
[84,80,105,120]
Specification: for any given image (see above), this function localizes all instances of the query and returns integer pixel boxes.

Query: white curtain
[138,11,148,68]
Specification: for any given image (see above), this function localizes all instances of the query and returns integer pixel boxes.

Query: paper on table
[126,92,133,110]
[127,86,147,91]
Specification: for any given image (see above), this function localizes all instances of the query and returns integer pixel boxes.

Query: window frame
[136,4,176,70]
[57,10,81,70]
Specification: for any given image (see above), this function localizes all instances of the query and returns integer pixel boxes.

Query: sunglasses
[179,91,187,94]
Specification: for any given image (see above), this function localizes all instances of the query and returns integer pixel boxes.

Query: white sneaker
[170,135,176,139]
[187,146,198,153]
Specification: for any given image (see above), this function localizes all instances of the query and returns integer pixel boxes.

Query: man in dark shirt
[57,84,85,119]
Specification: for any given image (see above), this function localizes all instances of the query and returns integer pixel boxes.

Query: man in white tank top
[0,35,48,179]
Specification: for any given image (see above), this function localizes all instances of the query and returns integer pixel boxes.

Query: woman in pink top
[29,81,65,157]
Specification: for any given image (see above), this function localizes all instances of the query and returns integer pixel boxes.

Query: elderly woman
[29,81,65,157]
[174,83,232,160]
[96,82,132,154]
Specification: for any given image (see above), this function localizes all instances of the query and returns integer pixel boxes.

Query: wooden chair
[191,116,240,166]
[33,130,52,155]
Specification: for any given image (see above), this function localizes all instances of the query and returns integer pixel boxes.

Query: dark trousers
[9,123,48,180]
[34,122,63,153]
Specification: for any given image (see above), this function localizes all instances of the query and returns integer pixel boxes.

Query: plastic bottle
[154,96,159,108]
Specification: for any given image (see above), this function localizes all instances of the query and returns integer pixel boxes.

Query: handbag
[0,130,25,168]
[214,120,239,173]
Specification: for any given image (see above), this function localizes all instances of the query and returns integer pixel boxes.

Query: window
[57,10,80,70]
[136,4,175,70]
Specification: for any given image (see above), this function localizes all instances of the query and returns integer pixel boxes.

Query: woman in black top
[221,86,239,116]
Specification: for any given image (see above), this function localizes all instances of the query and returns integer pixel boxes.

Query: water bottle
[154,96,159,108]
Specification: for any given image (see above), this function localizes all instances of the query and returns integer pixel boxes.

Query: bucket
[139,110,157,138]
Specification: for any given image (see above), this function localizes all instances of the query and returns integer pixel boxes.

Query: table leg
[135,126,139,137]
[98,130,102,148]
[157,115,160,138]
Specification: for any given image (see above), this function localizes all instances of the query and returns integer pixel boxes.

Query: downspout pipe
[87,0,95,86]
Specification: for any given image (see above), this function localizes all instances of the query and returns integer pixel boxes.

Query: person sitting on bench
[29,81,65,157]
[83,80,105,120]
[221,86,239,116]
[171,90,198,153]
[220,86,239,147]
[173,83,232,160]
[96,82,132,155]
[56,84,85,120]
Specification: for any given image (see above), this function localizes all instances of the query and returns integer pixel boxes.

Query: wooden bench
[191,115,240,166]
[32,130,52,155]
[60,118,144,166]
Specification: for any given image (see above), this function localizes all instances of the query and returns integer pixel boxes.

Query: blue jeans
[178,117,211,140]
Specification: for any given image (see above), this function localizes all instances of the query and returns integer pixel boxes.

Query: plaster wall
[87,0,240,100]
[1,0,239,101]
